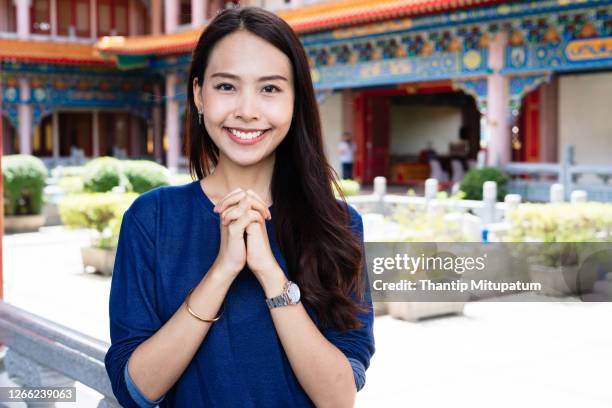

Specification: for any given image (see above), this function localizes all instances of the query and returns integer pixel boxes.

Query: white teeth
[228,128,264,140]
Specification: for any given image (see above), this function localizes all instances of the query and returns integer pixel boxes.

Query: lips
[223,127,270,145]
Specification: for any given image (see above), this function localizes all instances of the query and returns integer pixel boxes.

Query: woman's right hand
[209,188,271,282]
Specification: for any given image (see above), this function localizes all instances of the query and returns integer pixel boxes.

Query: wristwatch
[266,280,301,309]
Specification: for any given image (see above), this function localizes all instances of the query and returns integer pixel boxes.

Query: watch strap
[266,281,291,309]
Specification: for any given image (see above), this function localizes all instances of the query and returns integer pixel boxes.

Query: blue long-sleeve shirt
[104,180,375,407]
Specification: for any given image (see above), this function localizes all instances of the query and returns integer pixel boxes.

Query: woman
[104,6,375,408]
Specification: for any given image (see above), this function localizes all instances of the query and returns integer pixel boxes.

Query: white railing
[0,301,120,407]
[345,175,591,242]
[505,144,612,202]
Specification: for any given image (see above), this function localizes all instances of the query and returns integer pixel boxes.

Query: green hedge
[83,157,128,193]
[2,155,48,216]
[333,179,361,197]
[459,167,508,201]
[82,157,169,194]
[123,160,170,194]
[59,192,138,248]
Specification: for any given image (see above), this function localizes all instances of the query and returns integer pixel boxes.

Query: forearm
[261,271,356,408]
[127,268,232,401]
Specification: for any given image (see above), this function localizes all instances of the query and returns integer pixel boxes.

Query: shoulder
[336,199,364,238]
[124,182,194,236]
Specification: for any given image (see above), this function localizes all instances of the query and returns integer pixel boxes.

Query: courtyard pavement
[2,227,611,407]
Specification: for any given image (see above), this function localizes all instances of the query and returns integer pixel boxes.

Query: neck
[209,152,276,205]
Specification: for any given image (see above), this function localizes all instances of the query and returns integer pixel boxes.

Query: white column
[18,78,32,154]
[151,0,162,35]
[50,0,58,36]
[485,31,510,167]
[52,111,60,158]
[165,74,180,172]
[14,0,32,40]
[164,0,178,33]
[191,0,206,27]
[92,110,100,157]
[90,0,97,39]
[128,0,138,36]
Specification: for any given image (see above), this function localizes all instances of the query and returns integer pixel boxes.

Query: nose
[234,90,260,121]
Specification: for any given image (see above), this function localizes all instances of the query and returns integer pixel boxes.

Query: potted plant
[506,202,612,296]
[378,195,470,321]
[3,155,48,233]
[59,192,137,275]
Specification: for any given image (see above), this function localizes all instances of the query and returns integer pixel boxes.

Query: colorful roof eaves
[0,38,111,65]
[96,0,508,56]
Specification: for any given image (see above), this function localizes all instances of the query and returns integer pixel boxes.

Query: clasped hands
[212,188,282,287]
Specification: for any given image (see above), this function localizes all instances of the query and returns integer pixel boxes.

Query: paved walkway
[2,227,611,407]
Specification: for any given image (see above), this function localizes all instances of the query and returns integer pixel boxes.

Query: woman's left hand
[241,190,282,283]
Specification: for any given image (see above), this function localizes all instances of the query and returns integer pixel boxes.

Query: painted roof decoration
[96,0,508,56]
[0,38,110,65]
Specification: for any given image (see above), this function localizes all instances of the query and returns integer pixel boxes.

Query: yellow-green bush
[59,193,137,248]
[506,202,612,242]
[333,179,361,197]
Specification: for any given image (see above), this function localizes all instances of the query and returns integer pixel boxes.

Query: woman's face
[193,30,295,168]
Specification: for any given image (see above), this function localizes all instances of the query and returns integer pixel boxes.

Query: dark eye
[263,85,280,93]
[215,83,234,91]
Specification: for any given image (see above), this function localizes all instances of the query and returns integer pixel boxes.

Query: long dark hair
[185,6,366,332]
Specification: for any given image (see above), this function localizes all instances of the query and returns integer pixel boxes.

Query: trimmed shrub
[459,167,508,201]
[59,192,137,248]
[2,155,48,216]
[83,157,130,193]
[123,160,170,193]
[333,179,361,197]
[506,202,612,243]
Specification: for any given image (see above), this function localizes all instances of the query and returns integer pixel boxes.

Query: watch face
[287,283,300,303]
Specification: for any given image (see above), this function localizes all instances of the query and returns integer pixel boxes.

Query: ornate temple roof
[0,38,111,65]
[0,0,508,63]
[96,0,507,56]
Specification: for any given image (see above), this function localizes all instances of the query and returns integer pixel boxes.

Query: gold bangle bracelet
[184,288,224,323]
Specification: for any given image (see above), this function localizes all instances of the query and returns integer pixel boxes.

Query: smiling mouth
[223,127,270,145]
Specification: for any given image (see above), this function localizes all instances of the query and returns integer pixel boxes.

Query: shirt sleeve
[322,204,376,392]
[104,196,166,408]
[125,359,165,407]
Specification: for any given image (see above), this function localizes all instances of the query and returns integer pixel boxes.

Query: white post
[570,190,587,203]
[504,193,521,223]
[373,176,386,215]
[425,178,438,201]
[483,181,497,224]
[550,183,564,203]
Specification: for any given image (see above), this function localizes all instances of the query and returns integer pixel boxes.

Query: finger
[245,190,272,220]
[238,194,271,221]
[230,209,264,234]
[221,206,243,226]
[214,190,246,214]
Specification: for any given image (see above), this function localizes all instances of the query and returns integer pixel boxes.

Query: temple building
[2,0,612,196]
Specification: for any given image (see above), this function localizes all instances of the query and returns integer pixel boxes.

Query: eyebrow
[210,72,289,82]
